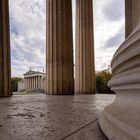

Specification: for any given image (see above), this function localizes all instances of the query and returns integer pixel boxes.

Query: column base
[99,91,140,140]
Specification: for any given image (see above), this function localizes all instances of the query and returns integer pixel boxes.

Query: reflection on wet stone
[0,94,115,139]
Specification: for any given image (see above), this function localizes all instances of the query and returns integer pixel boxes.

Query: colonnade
[46,0,95,95]
[0,0,95,96]
[24,76,42,91]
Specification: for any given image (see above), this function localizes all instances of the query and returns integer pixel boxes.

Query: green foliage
[11,77,22,92]
[96,71,114,94]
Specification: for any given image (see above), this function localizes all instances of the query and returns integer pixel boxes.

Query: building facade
[18,70,46,92]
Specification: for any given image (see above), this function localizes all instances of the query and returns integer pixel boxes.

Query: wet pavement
[0,94,115,140]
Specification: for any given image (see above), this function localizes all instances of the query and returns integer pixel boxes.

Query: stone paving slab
[0,94,115,140]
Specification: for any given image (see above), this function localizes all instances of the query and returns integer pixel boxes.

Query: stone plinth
[46,0,74,95]
[75,0,95,94]
[0,0,11,97]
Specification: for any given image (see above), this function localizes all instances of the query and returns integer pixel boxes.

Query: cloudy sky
[9,0,125,77]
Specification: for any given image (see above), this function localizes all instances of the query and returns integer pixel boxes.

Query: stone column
[75,0,95,94]
[0,0,11,97]
[33,77,35,90]
[99,1,140,139]
[46,0,74,95]
[29,78,31,90]
[125,0,133,38]
[39,76,41,89]
[36,76,38,90]
[31,77,33,90]
[30,78,31,90]
[24,78,26,89]
[27,78,28,90]
[28,78,30,90]
[38,76,40,89]
[26,78,27,90]
[34,77,36,91]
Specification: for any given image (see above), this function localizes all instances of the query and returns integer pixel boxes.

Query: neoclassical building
[18,70,46,92]
[0,0,140,139]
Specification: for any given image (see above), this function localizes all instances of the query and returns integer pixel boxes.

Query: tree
[96,71,114,94]
[11,77,22,92]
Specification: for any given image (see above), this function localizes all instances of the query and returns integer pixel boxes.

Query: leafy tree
[11,77,22,92]
[96,71,114,94]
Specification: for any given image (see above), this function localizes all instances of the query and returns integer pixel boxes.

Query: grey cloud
[9,0,46,76]
[104,27,125,49]
[102,0,125,21]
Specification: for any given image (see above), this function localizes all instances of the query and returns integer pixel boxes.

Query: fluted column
[38,76,40,89]
[0,0,11,97]
[28,78,29,90]
[34,77,35,90]
[31,77,33,90]
[27,78,29,90]
[35,77,37,90]
[75,0,95,94]
[46,0,74,95]
[24,78,26,89]
[99,1,140,139]
[29,78,31,90]
[33,77,35,90]
[26,78,27,90]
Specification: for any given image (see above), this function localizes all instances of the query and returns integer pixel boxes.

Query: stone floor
[0,94,115,140]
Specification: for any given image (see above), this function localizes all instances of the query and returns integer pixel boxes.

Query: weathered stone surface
[0,94,115,140]
[46,0,74,95]
[0,0,11,97]
[75,0,95,94]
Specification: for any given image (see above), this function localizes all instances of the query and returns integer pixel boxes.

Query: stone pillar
[99,1,140,139]
[34,77,36,91]
[39,76,41,89]
[75,0,95,94]
[33,77,35,90]
[26,78,28,90]
[38,76,40,89]
[36,76,38,90]
[31,77,33,90]
[29,77,31,90]
[125,0,133,38]
[27,78,28,90]
[46,0,74,95]
[30,78,31,90]
[0,0,11,97]
[36,77,38,90]
[24,78,26,89]
[28,78,29,90]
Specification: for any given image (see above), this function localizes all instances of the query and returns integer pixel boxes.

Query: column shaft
[75,0,95,94]
[0,0,11,97]
[27,78,29,90]
[46,0,74,95]
[31,77,33,90]
[24,78,26,89]
[36,77,38,90]
[29,78,31,90]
